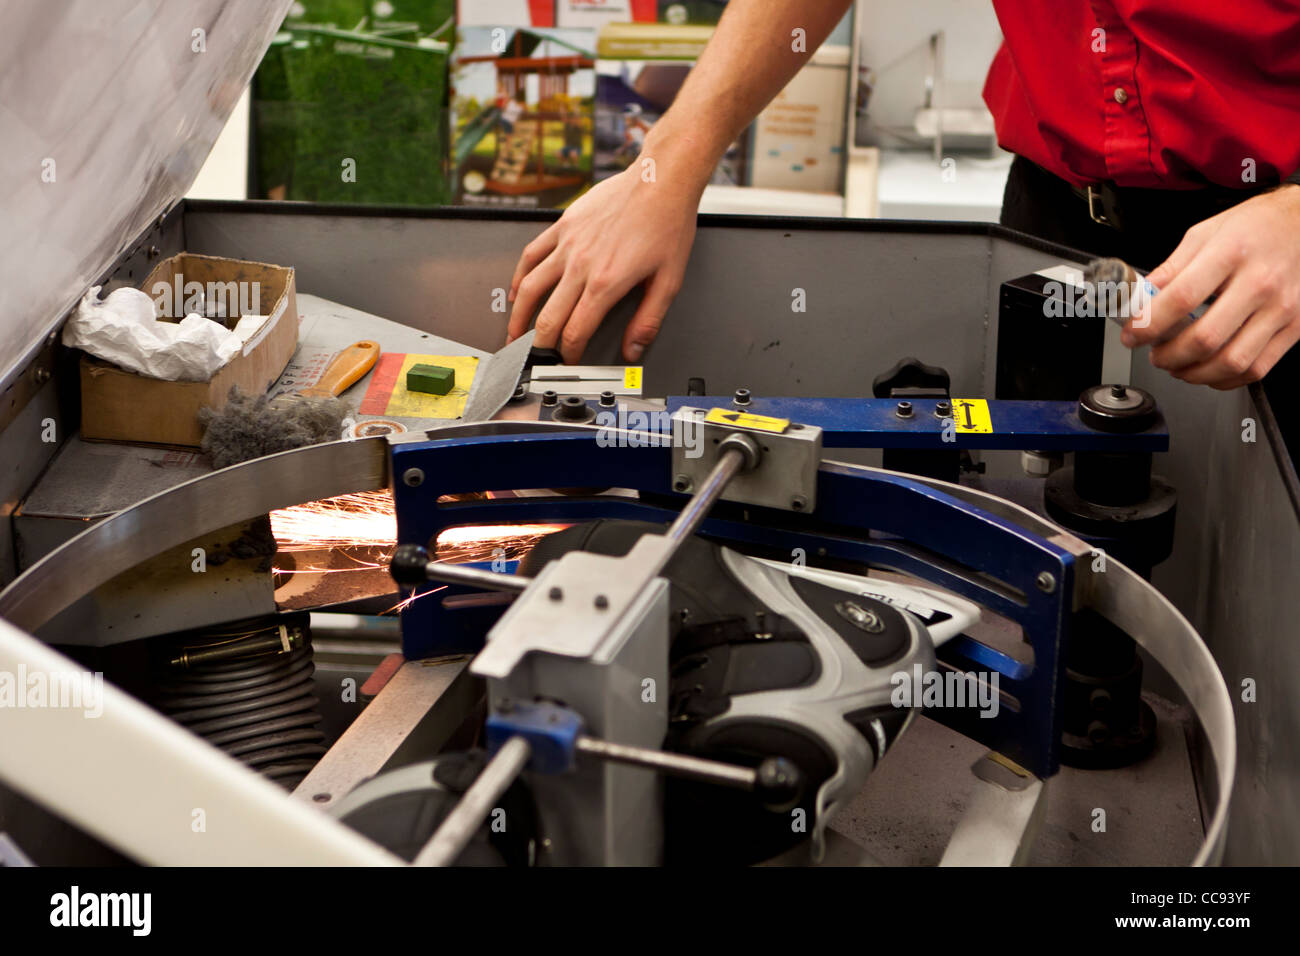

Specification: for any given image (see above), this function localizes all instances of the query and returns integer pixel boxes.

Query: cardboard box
[79,253,299,448]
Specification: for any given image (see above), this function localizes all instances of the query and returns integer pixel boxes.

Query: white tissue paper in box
[63,285,243,382]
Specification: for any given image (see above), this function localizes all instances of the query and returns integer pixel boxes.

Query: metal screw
[33,367,51,385]
[1110,384,1127,399]
[935,400,952,418]
[896,401,913,418]
[594,594,609,609]
[791,495,807,511]
[147,245,161,260]
[1035,571,1056,593]
[733,387,751,406]
[548,587,563,601]
[673,474,692,493]
[402,467,424,487]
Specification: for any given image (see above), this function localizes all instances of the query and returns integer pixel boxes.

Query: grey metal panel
[0,383,64,585]
[0,0,291,390]
[182,208,996,398]
[1134,367,1300,865]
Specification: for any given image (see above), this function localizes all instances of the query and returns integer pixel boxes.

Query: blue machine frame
[387,399,1164,779]
[393,433,1102,780]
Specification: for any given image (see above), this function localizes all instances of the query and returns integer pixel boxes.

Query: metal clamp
[670,406,823,513]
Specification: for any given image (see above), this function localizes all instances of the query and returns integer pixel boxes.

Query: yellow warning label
[704,407,790,434]
[623,366,643,390]
[951,398,993,434]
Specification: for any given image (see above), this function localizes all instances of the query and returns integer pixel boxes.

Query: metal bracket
[670,406,823,513]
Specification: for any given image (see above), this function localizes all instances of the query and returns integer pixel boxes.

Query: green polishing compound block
[406,363,455,396]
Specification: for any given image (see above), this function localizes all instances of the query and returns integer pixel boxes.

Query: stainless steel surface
[939,753,1047,866]
[1128,372,1300,865]
[575,736,757,789]
[0,1,292,390]
[0,383,65,585]
[414,735,532,867]
[1084,558,1235,866]
[672,407,823,513]
[183,207,1000,400]
[0,438,389,636]
[293,657,473,808]
[34,518,276,646]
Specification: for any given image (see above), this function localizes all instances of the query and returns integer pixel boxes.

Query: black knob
[556,395,591,421]
[754,757,803,811]
[390,543,431,586]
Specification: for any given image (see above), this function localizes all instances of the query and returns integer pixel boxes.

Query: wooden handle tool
[297,340,380,398]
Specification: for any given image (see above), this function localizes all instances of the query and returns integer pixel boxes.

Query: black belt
[1067,176,1283,233]
[1071,182,1127,230]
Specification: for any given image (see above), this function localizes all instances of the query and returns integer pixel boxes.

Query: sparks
[270,490,566,568]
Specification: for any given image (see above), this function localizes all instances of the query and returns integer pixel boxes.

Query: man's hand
[503,0,854,364]
[1123,184,1300,389]
[507,162,702,363]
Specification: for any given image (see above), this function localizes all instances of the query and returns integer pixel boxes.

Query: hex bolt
[896,401,913,419]
[934,400,952,418]
[402,467,425,488]
[733,387,751,407]
[673,474,692,493]
[594,594,609,609]
[541,390,559,407]
[548,587,563,601]
[599,390,616,407]
[1035,571,1056,593]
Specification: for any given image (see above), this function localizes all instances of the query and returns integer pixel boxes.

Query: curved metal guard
[0,422,1234,865]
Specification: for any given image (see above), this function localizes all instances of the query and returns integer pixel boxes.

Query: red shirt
[983,0,1300,189]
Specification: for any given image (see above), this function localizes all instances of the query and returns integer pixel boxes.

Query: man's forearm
[641,0,855,193]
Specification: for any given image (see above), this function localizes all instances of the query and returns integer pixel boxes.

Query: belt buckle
[1085,185,1111,226]
[1085,184,1122,229]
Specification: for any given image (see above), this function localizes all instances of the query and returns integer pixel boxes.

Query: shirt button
[1113,87,1129,104]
